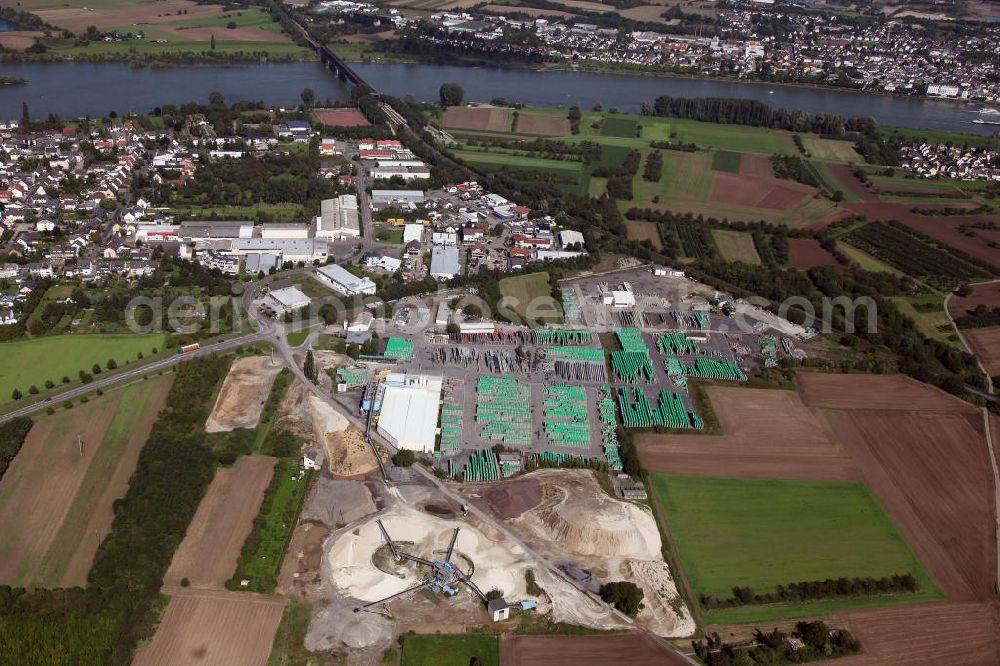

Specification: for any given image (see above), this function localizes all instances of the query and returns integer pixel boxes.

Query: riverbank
[0,76,25,86]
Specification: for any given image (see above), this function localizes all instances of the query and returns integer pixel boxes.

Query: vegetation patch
[600,116,639,138]
[498,272,562,325]
[651,473,940,623]
[711,229,761,264]
[711,150,741,173]
[401,634,499,666]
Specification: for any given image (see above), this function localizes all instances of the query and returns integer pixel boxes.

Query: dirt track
[164,455,276,589]
[501,633,689,666]
[133,587,284,666]
[205,356,282,432]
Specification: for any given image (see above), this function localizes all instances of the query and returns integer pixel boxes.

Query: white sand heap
[526,472,661,560]
[325,503,531,603]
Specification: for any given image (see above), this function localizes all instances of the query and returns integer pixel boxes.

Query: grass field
[453,148,583,174]
[285,325,317,348]
[711,150,742,173]
[625,219,663,250]
[810,160,862,202]
[375,227,404,243]
[0,333,167,403]
[669,118,798,155]
[652,473,941,623]
[801,136,862,163]
[891,294,960,348]
[601,116,639,138]
[171,203,305,223]
[499,271,561,324]
[401,634,499,666]
[0,376,171,587]
[711,229,761,264]
[838,241,901,274]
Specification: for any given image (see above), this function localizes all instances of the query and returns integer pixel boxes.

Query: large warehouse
[316,263,377,296]
[265,286,311,314]
[316,195,360,240]
[376,373,443,453]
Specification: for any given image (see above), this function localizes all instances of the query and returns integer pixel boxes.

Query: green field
[711,150,742,173]
[800,136,862,163]
[0,333,167,403]
[401,635,499,666]
[375,227,404,243]
[810,161,862,202]
[171,203,305,223]
[652,474,941,623]
[601,116,639,138]
[838,241,900,274]
[712,229,760,264]
[286,325,317,348]
[453,148,586,193]
[498,271,561,324]
[669,118,798,155]
[891,294,960,348]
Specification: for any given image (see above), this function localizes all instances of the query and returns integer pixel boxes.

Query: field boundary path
[944,281,1000,598]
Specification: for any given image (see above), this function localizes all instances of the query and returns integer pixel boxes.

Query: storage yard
[327,267,805,494]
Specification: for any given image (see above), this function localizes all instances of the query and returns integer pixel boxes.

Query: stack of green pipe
[439,405,464,453]
[536,329,592,345]
[617,387,703,429]
[546,346,605,362]
[543,383,590,448]
[476,376,531,445]
[611,350,655,383]
[657,332,699,356]
[685,358,747,382]
[336,368,367,388]
[383,337,415,360]
[463,448,501,482]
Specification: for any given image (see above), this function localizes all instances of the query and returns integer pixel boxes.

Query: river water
[0,60,995,135]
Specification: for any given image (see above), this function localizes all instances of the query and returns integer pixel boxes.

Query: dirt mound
[464,477,544,520]
[325,427,381,477]
[301,477,376,528]
[205,356,282,432]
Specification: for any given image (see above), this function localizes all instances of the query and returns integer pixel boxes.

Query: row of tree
[701,574,919,608]
[693,621,861,666]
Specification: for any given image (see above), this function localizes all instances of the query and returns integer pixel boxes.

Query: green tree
[92,363,102,375]
[300,87,315,108]
[303,350,316,382]
[11,388,22,400]
[21,101,29,125]
[28,385,38,395]
[210,33,216,50]
[393,449,415,467]
[107,359,117,370]
[600,581,644,617]
[439,82,464,107]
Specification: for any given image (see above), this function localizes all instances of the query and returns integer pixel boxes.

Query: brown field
[515,114,572,136]
[0,377,171,588]
[205,356,283,432]
[442,106,512,132]
[483,3,577,17]
[826,163,876,202]
[963,326,1000,376]
[738,153,774,178]
[161,25,291,43]
[0,31,42,51]
[500,633,689,665]
[796,372,978,412]
[464,476,543,520]
[312,107,370,127]
[164,455,276,589]
[710,171,815,210]
[638,386,857,481]
[625,219,663,250]
[341,29,397,43]
[789,238,839,269]
[833,603,1000,665]
[133,587,284,666]
[551,0,616,10]
[28,0,226,34]
[620,5,681,23]
[947,280,1000,316]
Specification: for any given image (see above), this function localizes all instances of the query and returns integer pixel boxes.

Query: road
[353,159,375,252]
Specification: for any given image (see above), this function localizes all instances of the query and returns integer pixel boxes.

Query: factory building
[316,194,360,240]
[230,238,329,263]
[261,222,310,240]
[316,263,377,296]
[376,373,443,453]
[430,246,460,280]
[265,286,311,314]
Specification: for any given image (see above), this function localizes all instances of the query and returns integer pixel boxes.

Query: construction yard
[0,376,171,588]
[205,355,284,432]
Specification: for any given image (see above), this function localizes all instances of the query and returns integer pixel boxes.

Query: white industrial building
[602,290,636,308]
[430,246,460,280]
[376,373,443,453]
[261,223,310,240]
[265,286,311,314]
[316,263,377,296]
[559,229,585,249]
[316,194,360,239]
[371,190,424,206]
[230,238,328,263]
[403,223,424,245]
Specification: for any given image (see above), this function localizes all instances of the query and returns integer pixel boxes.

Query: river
[0,61,995,135]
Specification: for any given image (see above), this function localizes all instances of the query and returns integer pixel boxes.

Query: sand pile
[205,356,283,432]
[525,472,661,559]
[510,470,694,637]
[306,597,394,651]
[324,503,531,604]
[325,427,381,477]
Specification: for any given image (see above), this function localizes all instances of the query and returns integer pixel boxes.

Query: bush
[600,580,644,617]
[107,359,117,370]
[393,449,416,467]
[11,389,22,400]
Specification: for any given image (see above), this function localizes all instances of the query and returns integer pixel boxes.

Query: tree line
[0,417,32,482]
[694,621,861,666]
[701,573,919,609]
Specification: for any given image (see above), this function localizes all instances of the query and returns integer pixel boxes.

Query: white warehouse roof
[377,374,443,453]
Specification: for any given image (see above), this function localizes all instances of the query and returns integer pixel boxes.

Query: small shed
[487,598,509,622]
